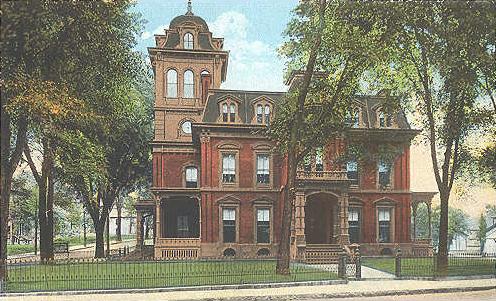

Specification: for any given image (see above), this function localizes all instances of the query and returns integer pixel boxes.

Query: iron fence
[362,251,496,279]
[1,257,339,293]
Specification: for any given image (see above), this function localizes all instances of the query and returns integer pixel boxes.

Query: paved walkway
[307,264,395,279]
[4,278,495,301]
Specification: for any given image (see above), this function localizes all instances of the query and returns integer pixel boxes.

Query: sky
[133,0,298,91]
[131,0,495,219]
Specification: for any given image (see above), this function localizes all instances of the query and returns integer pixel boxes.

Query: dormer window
[253,99,272,125]
[345,108,360,128]
[221,100,237,122]
[183,70,194,98]
[378,110,393,128]
[184,33,194,49]
[166,69,178,98]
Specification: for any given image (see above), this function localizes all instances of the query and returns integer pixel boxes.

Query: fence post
[338,252,347,279]
[395,249,402,278]
[355,248,361,280]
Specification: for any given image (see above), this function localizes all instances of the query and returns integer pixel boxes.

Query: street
[311,290,496,301]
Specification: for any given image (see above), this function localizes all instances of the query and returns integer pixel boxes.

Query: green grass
[362,257,496,277]
[5,260,337,292]
[6,244,35,256]
[7,235,135,256]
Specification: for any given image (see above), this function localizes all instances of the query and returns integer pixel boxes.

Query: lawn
[5,259,337,292]
[7,235,135,256]
[362,256,496,277]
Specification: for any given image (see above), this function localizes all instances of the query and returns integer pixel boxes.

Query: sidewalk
[4,278,495,301]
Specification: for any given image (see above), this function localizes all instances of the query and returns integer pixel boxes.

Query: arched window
[166,69,178,98]
[253,99,272,125]
[183,70,194,98]
[184,33,194,49]
[257,105,263,123]
[229,103,236,122]
[346,108,360,128]
[185,166,198,188]
[378,110,392,128]
[222,103,229,122]
[264,105,270,125]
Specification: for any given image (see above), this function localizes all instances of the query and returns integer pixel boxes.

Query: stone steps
[305,244,343,264]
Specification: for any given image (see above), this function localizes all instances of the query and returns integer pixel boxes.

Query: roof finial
[186,0,194,15]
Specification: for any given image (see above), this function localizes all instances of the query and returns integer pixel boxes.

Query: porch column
[136,210,144,249]
[412,202,418,241]
[294,191,306,246]
[155,197,161,240]
[339,192,350,245]
[427,202,432,240]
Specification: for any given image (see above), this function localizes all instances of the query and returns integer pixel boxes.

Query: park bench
[53,242,70,255]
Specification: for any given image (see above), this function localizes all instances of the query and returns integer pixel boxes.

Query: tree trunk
[34,213,38,255]
[106,214,110,257]
[1,109,27,279]
[436,190,449,276]
[37,140,55,261]
[94,220,105,258]
[275,0,327,275]
[116,196,122,241]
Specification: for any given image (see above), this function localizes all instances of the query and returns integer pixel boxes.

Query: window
[220,99,238,123]
[345,109,360,128]
[184,33,194,49]
[177,216,189,237]
[183,70,194,98]
[347,160,358,185]
[185,166,198,188]
[229,104,236,122]
[257,105,263,123]
[315,148,324,171]
[264,105,270,125]
[166,69,178,98]
[222,154,236,183]
[378,208,391,243]
[222,103,228,122]
[181,120,192,134]
[253,99,272,125]
[378,161,391,187]
[222,208,236,243]
[256,208,270,243]
[256,154,270,184]
[303,153,312,171]
[348,207,360,243]
[378,110,392,127]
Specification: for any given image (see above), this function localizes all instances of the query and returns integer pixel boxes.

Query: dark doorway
[163,198,200,238]
[305,194,336,244]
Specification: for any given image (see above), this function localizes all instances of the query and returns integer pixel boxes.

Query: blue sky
[133,0,299,91]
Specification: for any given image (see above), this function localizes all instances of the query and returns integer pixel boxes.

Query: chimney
[200,73,211,105]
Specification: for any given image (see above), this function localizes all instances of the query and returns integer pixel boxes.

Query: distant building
[483,217,496,254]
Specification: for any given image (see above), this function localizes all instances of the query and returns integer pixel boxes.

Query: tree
[273,0,403,274]
[430,206,470,251]
[477,213,487,253]
[349,2,495,274]
[4,1,146,260]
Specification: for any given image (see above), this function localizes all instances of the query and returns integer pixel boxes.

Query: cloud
[140,24,168,40]
[208,11,286,91]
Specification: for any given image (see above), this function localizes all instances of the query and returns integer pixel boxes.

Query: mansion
[135,4,435,261]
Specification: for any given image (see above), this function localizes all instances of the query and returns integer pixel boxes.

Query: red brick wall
[152,152,200,187]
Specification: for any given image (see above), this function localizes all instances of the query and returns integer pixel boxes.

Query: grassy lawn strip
[7,235,135,256]
[362,257,496,277]
[6,260,337,292]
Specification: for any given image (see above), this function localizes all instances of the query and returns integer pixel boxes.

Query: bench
[53,242,69,254]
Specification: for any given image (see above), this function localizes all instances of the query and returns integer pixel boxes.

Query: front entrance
[304,193,337,244]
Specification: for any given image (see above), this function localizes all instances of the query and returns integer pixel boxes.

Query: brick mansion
[134,3,436,261]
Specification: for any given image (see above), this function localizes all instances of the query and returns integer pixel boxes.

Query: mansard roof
[202,89,285,123]
[170,14,209,32]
